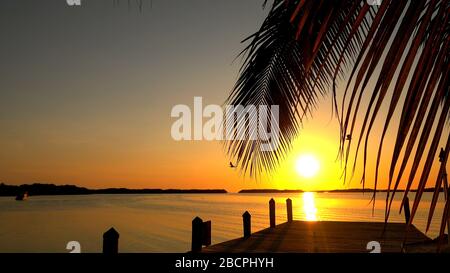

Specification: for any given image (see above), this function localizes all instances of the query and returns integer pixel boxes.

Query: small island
[239,189,304,194]
[239,188,442,193]
[0,183,227,197]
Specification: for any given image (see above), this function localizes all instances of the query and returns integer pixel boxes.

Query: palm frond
[226,0,374,177]
[337,0,449,239]
[227,0,450,244]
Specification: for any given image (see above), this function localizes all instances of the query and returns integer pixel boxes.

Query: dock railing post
[192,216,203,252]
[269,198,276,228]
[286,198,293,222]
[243,211,251,238]
[404,197,411,224]
[103,227,119,254]
[192,217,212,251]
[447,187,450,246]
[202,220,211,246]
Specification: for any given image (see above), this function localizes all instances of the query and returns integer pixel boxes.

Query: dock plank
[202,221,432,253]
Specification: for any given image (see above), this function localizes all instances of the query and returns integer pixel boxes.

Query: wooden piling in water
[404,197,411,224]
[191,217,203,252]
[286,198,293,222]
[191,217,212,252]
[202,220,211,246]
[243,211,251,238]
[269,198,275,228]
[103,227,119,254]
[447,187,450,246]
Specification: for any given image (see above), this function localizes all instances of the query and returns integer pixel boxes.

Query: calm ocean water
[0,192,445,253]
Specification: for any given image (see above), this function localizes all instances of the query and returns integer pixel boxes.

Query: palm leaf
[227,0,450,245]
[226,0,374,177]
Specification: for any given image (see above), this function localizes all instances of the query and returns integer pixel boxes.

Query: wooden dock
[188,198,443,253]
[202,220,432,253]
[99,197,444,253]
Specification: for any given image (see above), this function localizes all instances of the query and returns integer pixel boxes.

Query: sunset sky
[0,0,448,192]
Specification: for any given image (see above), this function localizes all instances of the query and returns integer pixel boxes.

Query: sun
[295,154,320,178]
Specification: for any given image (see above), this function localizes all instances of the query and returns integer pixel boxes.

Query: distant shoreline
[0,183,442,197]
[0,183,227,197]
[239,189,304,193]
[239,188,442,193]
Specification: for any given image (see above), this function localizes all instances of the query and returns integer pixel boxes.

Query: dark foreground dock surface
[202,221,433,253]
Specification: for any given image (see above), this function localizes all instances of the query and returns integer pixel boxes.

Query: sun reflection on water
[303,192,318,221]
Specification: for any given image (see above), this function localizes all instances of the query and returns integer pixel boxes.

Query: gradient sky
[0,0,448,192]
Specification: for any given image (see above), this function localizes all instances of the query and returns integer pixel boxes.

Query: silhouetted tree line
[0,183,227,196]
[0,183,90,196]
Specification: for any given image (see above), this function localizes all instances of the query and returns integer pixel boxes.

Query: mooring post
[269,198,276,228]
[404,197,411,224]
[202,220,211,246]
[286,198,293,222]
[103,227,119,254]
[243,211,251,238]
[444,174,449,200]
[191,216,203,252]
[447,187,450,246]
